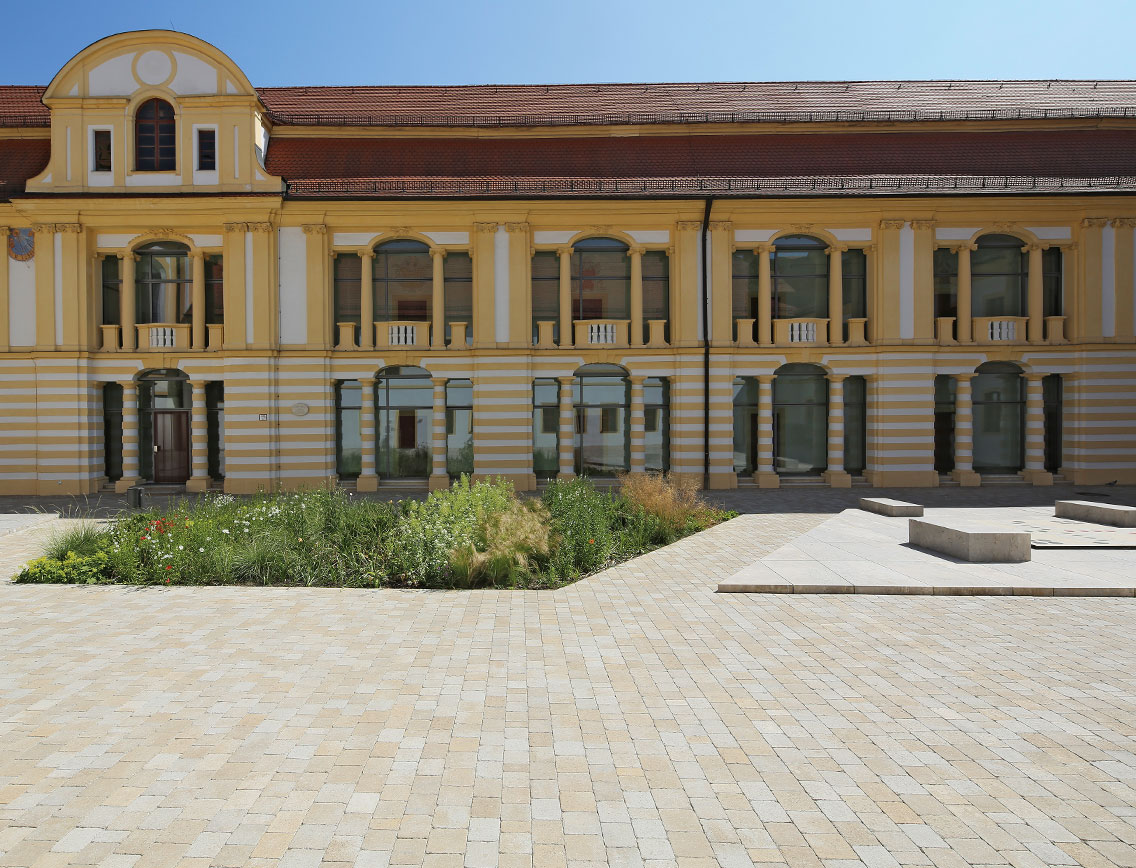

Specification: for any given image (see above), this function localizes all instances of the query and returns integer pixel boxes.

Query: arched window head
[135,98,176,171]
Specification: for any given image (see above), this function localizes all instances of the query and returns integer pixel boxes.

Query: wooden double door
[152,410,191,484]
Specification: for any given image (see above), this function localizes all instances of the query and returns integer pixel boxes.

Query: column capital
[629,374,647,386]
[359,377,376,387]
[1021,242,1048,253]
[556,245,571,257]
[473,221,498,234]
[557,375,575,387]
[909,220,937,231]
[825,373,848,384]
[878,219,906,230]
[953,372,977,383]
[753,242,774,255]
[825,245,848,255]
[429,247,447,259]
[358,248,376,259]
[1111,217,1136,229]
[505,222,530,234]
[676,220,703,232]
[757,374,775,385]
[431,377,448,388]
[31,223,56,236]
[1024,370,1047,382]
[629,245,645,257]
[190,248,205,260]
[950,242,977,253]
[708,220,733,232]
[120,378,138,390]
[1081,217,1110,229]
[302,224,327,235]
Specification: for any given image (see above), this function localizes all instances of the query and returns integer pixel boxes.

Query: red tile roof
[0,139,49,200]
[266,129,1136,198]
[6,80,1136,128]
[0,86,47,127]
[255,80,1136,127]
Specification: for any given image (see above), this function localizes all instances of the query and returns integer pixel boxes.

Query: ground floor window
[574,364,629,476]
[934,374,956,473]
[843,376,866,474]
[732,377,759,474]
[643,377,669,473]
[446,380,473,477]
[533,379,560,479]
[1043,373,1062,473]
[377,366,432,478]
[773,364,827,475]
[972,362,1024,473]
[103,383,123,480]
[206,382,225,479]
[336,381,362,478]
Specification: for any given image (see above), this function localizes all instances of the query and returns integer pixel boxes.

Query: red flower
[165,565,172,570]
[588,538,595,544]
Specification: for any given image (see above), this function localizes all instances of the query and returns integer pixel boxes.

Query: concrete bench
[908,518,1031,562]
[1055,500,1136,528]
[860,497,923,517]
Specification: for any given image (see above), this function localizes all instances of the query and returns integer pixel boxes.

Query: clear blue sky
[4,0,1134,86]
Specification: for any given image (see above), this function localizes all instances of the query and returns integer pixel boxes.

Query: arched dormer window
[135,98,176,171]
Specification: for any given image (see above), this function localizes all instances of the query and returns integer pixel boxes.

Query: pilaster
[115,380,141,492]
[754,375,778,488]
[951,373,980,486]
[429,377,450,491]
[186,380,210,492]
[357,378,379,492]
[557,375,575,479]
[506,223,531,346]
[1021,372,1052,485]
[472,222,497,347]
[709,221,733,346]
[824,374,851,487]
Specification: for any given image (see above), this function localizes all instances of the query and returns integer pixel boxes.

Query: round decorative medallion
[136,51,173,86]
[7,229,33,262]
[290,402,310,417]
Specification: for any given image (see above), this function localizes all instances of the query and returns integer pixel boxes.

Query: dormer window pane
[135,98,176,172]
[197,129,216,171]
[93,130,111,172]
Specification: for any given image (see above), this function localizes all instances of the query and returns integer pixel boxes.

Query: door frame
[152,409,191,484]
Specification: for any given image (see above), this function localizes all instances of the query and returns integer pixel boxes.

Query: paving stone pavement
[0,490,1134,867]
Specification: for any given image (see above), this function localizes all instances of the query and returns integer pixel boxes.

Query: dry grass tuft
[619,472,708,534]
[451,499,552,588]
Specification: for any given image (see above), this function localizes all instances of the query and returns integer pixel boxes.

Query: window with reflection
[101,257,121,326]
[571,238,630,321]
[731,251,759,342]
[933,248,958,318]
[972,234,1026,317]
[773,363,827,475]
[972,361,1024,473]
[732,377,759,474]
[841,249,866,337]
[204,255,224,324]
[772,235,828,319]
[135,242,191,324]
[934,374,956,474]
[333,254,362,341]
[532,379,560,479]
[843,376,866,475]
[1042,248,1063,316]
[206,382,225,479]
[335,381,362,478]
[444,252,473,345]
[572,364,629,476]
[531,252,560,343]
[374,240,432,321]
[1043,374,1062,472]
[643,377,669,473]
[376,366,432,478]
[103,383,123,481]
[135,98,175,171]
[641,251,670,343]
[446,380,473,477]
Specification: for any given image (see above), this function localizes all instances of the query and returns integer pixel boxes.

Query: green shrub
[542,477,620,578]
[16,551,110,584]
[450,499,551,588]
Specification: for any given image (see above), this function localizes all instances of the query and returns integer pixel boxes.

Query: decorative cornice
[31,223,56,236]
[301,224,326,235]
[223,221,274,233]
[990,221,1019,232]
[789,223,815,233]
[586,224,613,234]
[1081,217,1110,229]
[879,219,906,230]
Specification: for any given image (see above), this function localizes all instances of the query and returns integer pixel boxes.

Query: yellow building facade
[0,31,1133,495]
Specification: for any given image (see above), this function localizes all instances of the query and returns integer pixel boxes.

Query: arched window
[571,238,630,322]
[773,363,828,475]
[375,366,432,478]
[135,98,176,171]
[374,240,432,321]
[135,242,191,324]
[972,234,1026,317]
[772,235,828,319]
[972,361,1024,473]
[573,363,629,476]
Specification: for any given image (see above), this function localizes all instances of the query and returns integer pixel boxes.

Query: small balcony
[99,323,221,352]
[775,318,828,347]
[974,316,1027,344]
[573,319,630,348]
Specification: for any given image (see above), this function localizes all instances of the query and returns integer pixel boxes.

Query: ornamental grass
[15,475,733,589]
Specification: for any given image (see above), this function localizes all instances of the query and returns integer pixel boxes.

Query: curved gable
[43,30,257,102]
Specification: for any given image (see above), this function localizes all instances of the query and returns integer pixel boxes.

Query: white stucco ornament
[290,403,310,417]
[136,51,173,85]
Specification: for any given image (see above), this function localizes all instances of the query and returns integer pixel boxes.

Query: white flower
[222,529,230,534]
[198,547,205,552]
[178,545,184,551]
